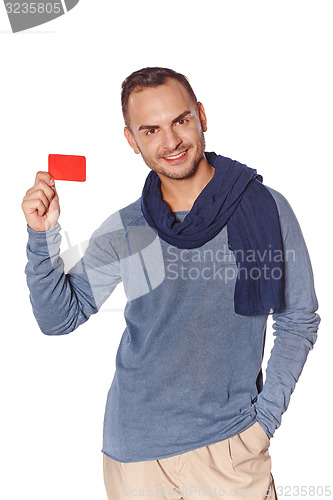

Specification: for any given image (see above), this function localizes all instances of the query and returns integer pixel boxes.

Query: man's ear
[197,102,208,133]
[124,127,140,155]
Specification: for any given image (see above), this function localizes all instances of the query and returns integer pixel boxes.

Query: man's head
[121,67,207,181]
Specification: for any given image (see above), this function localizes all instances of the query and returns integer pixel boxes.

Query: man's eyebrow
[137,110,192,132]
[137,123,159,132]
[172,110,191,124]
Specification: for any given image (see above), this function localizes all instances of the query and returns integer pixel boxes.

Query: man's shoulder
[264,185,294,219]
[263,185,303,241]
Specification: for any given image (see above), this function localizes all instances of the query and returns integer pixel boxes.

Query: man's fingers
[23,198,48,217]
[26,180,55,204]
[24,187,51,209]
[34,171,55,188]
[52,185,59,201]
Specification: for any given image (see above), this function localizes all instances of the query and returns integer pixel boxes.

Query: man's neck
[158,155,215,212]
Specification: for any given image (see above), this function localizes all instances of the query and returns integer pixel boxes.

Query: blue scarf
[141,152,285,316]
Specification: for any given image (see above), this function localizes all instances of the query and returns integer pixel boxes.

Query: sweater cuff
[26,222,62,256]
[26,222,62,237]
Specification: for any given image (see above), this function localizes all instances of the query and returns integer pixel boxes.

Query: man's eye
[176,119,187,125]
[146,128,156,135]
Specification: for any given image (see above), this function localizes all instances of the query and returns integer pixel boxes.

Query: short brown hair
[121,67,198,130]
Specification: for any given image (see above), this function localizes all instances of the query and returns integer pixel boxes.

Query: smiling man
[124,78,208,184]
[22,67,320,499]
[123,74,215,216]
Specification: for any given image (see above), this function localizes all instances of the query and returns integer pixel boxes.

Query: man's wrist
[27,221,61,237]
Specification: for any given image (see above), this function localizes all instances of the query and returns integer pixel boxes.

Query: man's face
[124,79,207,180]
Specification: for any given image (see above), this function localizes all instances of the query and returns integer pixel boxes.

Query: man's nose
[162,128,182,152]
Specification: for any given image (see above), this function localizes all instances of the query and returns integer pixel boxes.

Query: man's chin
[159,165,198,181]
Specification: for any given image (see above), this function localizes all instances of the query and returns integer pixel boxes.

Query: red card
[48,154,86,182]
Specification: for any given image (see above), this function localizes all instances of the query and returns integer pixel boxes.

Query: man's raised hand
[22,171,60,232]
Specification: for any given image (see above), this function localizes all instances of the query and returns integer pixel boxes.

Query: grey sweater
[25,186,320,463]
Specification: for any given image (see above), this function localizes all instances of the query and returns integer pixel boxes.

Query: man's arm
[254,187,320,437]
[23,171,122,335]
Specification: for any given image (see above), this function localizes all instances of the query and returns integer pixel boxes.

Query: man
[22,67,320,499]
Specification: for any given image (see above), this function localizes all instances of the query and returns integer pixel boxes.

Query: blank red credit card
[48,154,86,181]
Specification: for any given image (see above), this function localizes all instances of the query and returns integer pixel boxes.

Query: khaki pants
[103,421,277,499]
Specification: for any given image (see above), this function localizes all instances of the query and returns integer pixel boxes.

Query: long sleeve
[254,187,320,437]
[25,217,122,335]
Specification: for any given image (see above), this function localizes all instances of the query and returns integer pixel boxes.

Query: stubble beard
[139,131,206,180]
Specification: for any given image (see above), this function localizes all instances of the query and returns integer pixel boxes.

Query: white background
[0,1,332,499]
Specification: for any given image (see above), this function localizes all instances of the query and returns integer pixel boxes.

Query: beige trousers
[103,421,277,499]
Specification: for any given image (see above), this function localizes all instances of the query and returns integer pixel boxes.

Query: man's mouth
[162,149,189,163]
